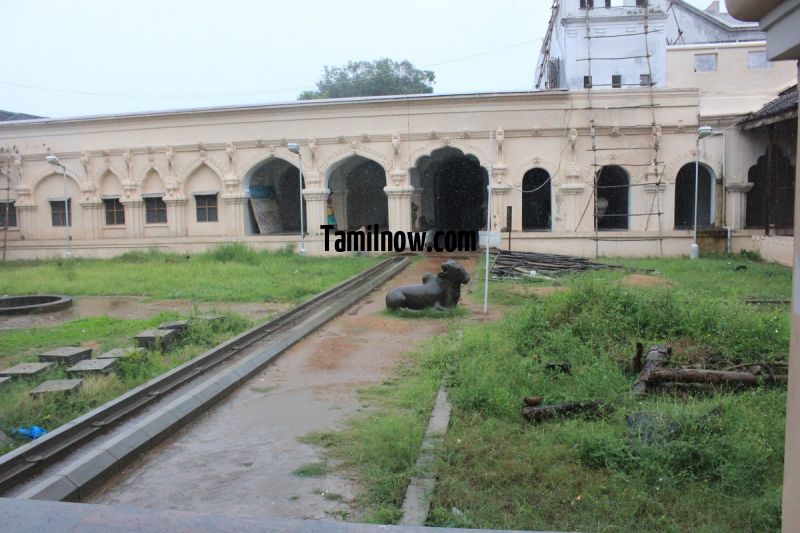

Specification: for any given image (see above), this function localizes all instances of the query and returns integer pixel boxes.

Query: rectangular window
[694,53,717,72]
[145,197,167,224]
[636,0,648,6]
[50,199,71,227]
[0,201,16,228]
[103,198,125,225]
[195,194,218,223]
[611,74,622,88]
[580,0,594,8]
[640,74,651,86]
[748,50,771,69]
[583,75,593,88]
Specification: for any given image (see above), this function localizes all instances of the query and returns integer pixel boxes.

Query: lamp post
[691,126,714,260]
[286,143,305,255]
[46,154,72,259]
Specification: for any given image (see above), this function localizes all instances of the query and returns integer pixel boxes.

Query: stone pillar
[222,194,247,236]
[121,199,144,238]
[489,184,511,233]
[164,197,187,237]
[725,183,753,230]
[80,200,104,240]
[783,62,800,533]
[558,183,586,232]
[303,188,330,235]
[384,185,414,232]
[15,203,36,239]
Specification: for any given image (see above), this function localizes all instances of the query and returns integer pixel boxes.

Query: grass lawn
[0,243,380,303]
[308,253,790,531]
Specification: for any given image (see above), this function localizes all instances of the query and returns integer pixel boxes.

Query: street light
[286,143,306,255]
[690,126,714,260]
[46,154,72,259]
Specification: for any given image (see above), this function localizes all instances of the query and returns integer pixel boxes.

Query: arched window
[674,163,714,229]
[522,168,551,230]
[596,165,629,230]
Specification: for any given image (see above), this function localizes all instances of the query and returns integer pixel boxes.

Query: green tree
[299,58,435,100]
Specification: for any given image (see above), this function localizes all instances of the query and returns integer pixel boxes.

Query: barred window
[583,75,592,88]
[103,198,125,225]
[612,75,622,88]
[145,197,167,224]
[0,201,16,228]
[195,194,218,223]
[640,74,652,86]
[50,199,72,227]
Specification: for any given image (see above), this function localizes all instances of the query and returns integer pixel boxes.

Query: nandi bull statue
[386,259,470,311]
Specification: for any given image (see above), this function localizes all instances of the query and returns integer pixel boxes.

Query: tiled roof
[738,85,798,127]
[0,110,42,122]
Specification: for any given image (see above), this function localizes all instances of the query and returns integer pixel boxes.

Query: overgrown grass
[0,312,252,454]
[0,243,380,303]
[309,255,790,531]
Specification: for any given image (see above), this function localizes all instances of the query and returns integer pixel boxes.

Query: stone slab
[97,347,144,359]
[0,362,54,378]
[29,379,83,397]
[134,328,178,350]
[158,320,188,333]
[0,376,11,388]
[38,347,92,365]
[67,358,117,375]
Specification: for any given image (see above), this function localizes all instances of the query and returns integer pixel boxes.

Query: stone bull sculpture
[386,259,470,311]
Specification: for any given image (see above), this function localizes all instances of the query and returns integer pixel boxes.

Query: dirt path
[90,256,492,520]
[0,296,289,331]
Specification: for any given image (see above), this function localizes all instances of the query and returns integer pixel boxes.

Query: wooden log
[649,368,760,386]
[632,345,670,395]
[523,396,543,406]
[521,400,604,422]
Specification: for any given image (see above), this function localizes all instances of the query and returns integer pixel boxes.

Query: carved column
[121,199,144,238]
[726,182,753,230]
[489,184,512,233]
[384,185,414,232]
[164,197,187,237]
[80,200,104,240]
[302,188,330,235]
[14,184,36,238]
[222,194,247,236]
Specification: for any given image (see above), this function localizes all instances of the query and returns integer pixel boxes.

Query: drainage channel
[1,257,409,500]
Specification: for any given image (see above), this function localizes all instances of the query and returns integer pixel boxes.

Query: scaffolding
[574,2,665,257]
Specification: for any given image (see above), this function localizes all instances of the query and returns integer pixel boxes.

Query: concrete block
[18,474,79,502]
[60,449,120,500]
[103,429,152,463]
[134,409,180,439]
[29,379,83,397]
[158,320,189,335]
[134,328,178,350]
[67,358,117,376]
[38,347,92,365]
[97,347,144,359]
[0,362,54,378]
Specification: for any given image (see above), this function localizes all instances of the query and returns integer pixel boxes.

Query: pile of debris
[489,250,619,280]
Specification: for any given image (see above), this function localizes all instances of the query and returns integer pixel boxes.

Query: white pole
[483,131,494,315]
[298,153,306,255]
[690,135,700,259]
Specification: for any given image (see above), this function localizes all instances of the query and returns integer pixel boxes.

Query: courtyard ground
[0,244,379,454]
[307,253,790,532]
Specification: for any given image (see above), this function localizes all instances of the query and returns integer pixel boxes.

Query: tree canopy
[298,58,435,100]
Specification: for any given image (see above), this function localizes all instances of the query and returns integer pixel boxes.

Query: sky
[1,0,720,118]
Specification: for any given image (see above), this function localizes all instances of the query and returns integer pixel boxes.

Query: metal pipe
[287,143,305,255]
[483,130,494,316]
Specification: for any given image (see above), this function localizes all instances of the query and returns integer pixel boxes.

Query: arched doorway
[596,165,629,230]
[410,147,487,233]
[522,168,551,231]
[746,146,795,231]
[674,163,714,229]
[326,156,388,231]
[244,158,305,235]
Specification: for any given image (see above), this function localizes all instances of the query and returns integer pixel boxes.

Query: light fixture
[46,154,72,259]
[286,143,306,255]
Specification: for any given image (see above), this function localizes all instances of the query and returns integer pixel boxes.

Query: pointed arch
[674,162,715,229]
[319,145,391,179]
[178,155,226,185]
[522,168,552,231]
[243,157,306,235]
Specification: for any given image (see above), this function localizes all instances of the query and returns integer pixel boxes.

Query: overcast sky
[2,0,719,118]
